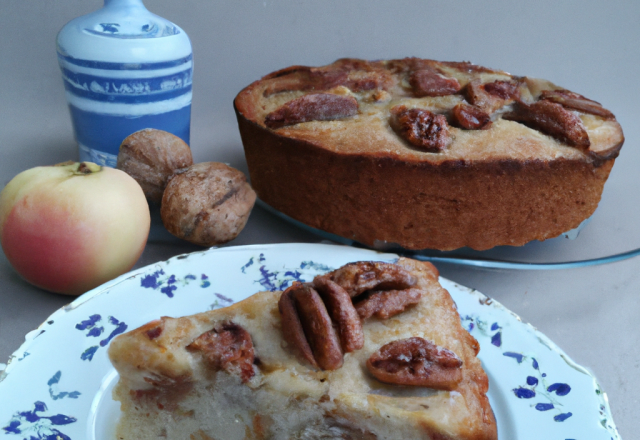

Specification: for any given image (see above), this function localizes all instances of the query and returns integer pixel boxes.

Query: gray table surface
[1,0,639,437]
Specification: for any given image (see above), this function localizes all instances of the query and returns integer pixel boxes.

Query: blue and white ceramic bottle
[56,0,192,167]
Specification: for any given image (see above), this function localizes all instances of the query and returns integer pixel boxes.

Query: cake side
[108,258,497,440]
[233,58,623,251]
[237,113,615,250]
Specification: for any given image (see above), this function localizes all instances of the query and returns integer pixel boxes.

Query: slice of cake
[108,258,497,439]
[234,58,624,250]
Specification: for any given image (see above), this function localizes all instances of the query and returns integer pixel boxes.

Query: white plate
[0,243,620,440]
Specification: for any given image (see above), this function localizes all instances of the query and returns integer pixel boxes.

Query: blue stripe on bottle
[63,81,192,103]
[57,53,192,70]
[69,104,191,157]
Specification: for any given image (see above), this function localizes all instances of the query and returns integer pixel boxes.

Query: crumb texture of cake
[234,58,624,250]
[108,258,497,440]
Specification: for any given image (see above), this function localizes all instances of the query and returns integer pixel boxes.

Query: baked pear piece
[108,258,497,440]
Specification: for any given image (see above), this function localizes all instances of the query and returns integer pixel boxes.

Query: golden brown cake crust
[234,58,624,250]
[108,258,497,440]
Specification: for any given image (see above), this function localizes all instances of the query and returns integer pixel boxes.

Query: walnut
[186,321,255,383]
[117,129,193,204]
[264,93,359,129]
[161,162,256,246]
[366,337,463,390]
[504,100,590,150]
[389,105,451,152]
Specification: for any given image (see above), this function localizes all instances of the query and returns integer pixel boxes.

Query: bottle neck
[103,0,146,10]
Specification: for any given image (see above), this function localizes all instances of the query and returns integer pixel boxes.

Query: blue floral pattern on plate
[3,401,76,439]
[0,244,622,440]
[75,315,127,361]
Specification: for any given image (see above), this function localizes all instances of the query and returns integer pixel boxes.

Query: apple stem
[77,162,102,174]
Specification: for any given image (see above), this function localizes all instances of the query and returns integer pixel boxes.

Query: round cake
[234,58,624,250]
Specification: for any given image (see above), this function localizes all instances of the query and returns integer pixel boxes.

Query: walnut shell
[117,129,194,204]
[161,162,256,246]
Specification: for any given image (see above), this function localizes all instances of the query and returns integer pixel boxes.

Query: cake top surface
[235,58,623,164]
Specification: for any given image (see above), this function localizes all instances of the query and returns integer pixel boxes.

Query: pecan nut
[504,100,590,150]
[390,105,451,152]
[265,93,359,129]
[354,288,423,320]
[263,61,392,96]
[366,337,463,390]
[343,70,394,92]
[483,80,521,100]
[279,283,343,370]
[186,321,255,383]
[409,68,462,97]
[450,102,492,130]
[466,79,520,113]
[540,89,614,119]
[278,284,318,368]
[313,277,364,353]
[279,262,427,371]
[263,66,348,96]
[315,261,417,298]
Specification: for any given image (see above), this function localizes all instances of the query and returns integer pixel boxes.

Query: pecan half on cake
[234,58,624,250]
[108,258,496,439]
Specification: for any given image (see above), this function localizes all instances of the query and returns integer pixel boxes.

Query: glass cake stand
[256,199,640,270]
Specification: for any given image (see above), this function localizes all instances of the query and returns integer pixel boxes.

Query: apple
[0,161,150,295]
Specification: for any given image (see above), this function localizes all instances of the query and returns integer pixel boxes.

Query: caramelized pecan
[483,80,520,100]
[366,337,463,390]
[409,67,461,97]
[263,67,348,96]
[265,93,359,129]
[439,60,498,74]
[344,70,394,92]
[504,100,590,150]
[389,105,451,152]
[466,79,520,113]
[313,277,364,352]
[540,89,614,119]
[186,321,255,383]
[355,288,423,320]
[263,61,392,96]
[280,283,343,370]
[278,284,318,368]
[450,102,492,130]
[314,261,417,298]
